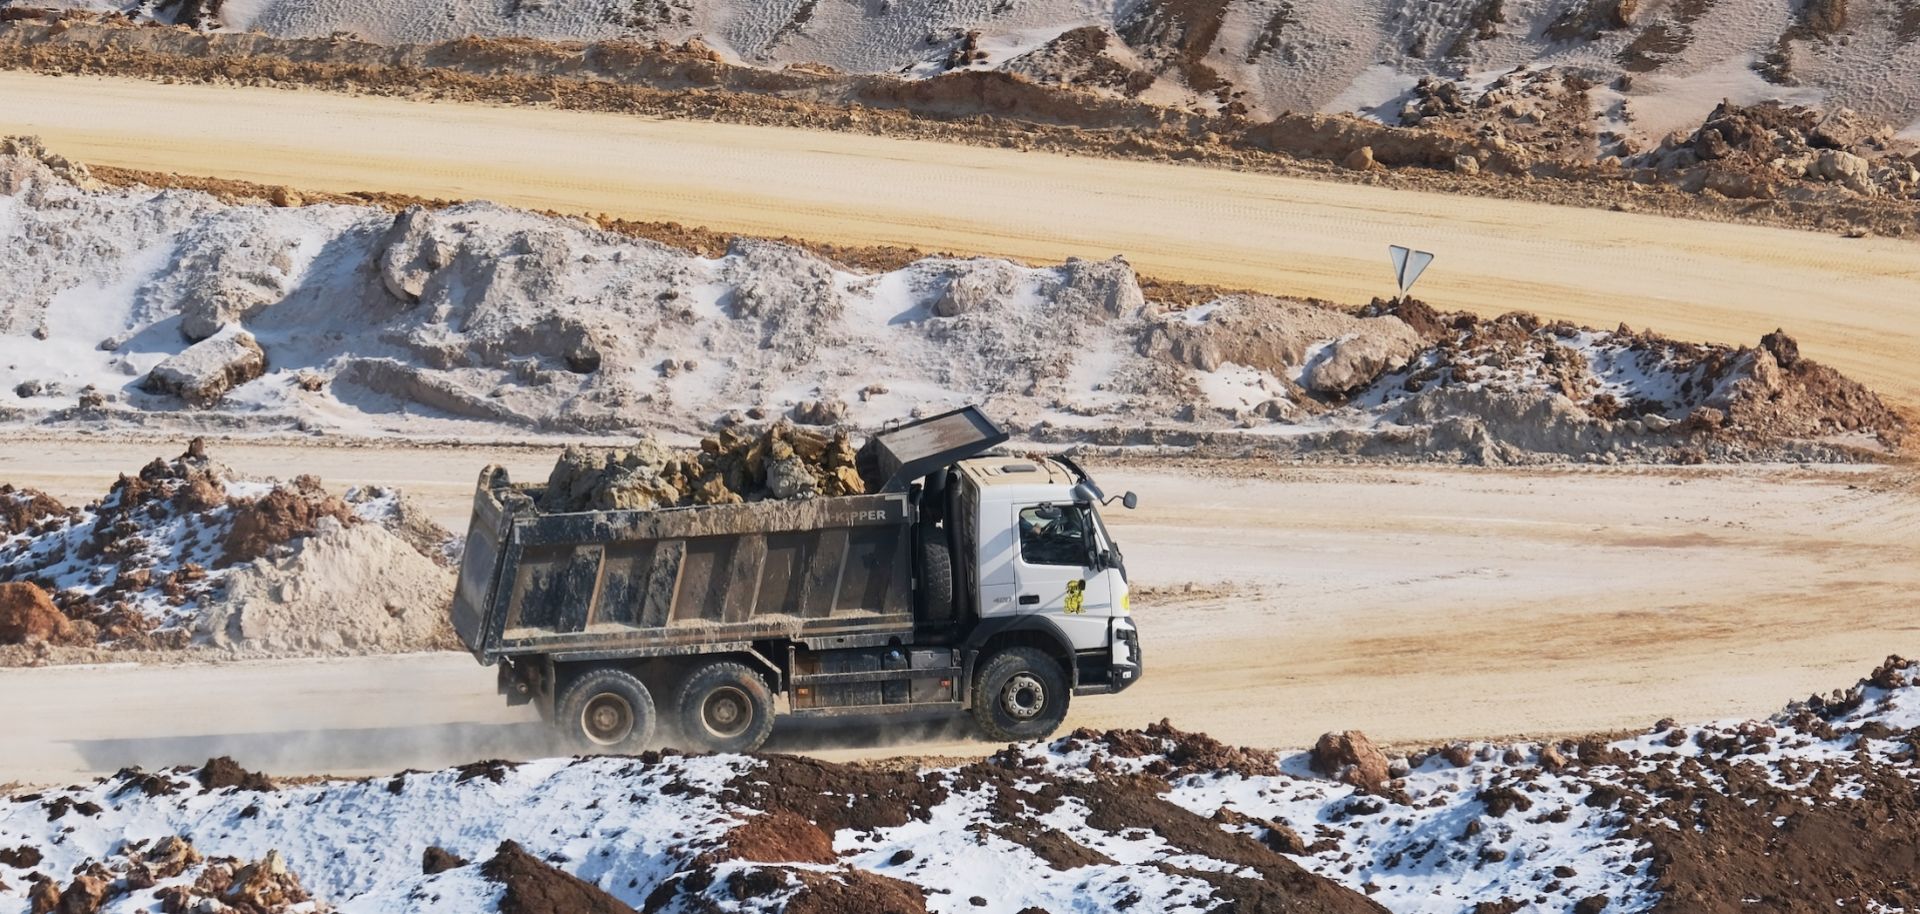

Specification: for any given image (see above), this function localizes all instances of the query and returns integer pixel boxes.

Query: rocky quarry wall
[0,142,1904,464]
[0,440,458,663]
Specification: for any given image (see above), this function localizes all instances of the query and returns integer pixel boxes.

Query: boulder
[142,327,267,407]
[1813,149,1874,195]
[1309,730,1392,793]
[0,582,73,645]
[1343,146,1378,171]
[1303,333,1420,395]
[378,206,452,304]
[1052,256,1146,318]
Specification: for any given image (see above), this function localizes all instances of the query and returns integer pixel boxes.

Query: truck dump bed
[452,407,1007,664]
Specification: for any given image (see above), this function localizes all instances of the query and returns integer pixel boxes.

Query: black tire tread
[555,667,656,754]
[970,646,1070,742]
[675,661,776,754]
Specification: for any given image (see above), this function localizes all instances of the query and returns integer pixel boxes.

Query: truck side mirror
[1121,492,1138,510]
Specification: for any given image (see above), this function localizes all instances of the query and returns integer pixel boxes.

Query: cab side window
[1018,505,1090,567]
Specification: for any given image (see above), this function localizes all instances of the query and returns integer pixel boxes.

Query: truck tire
[970,647,1070,742]
[556,668,656,754]
[921,535,955,623]
[675,662,775,754]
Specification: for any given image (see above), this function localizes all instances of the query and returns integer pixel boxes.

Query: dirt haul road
[3,71,1919,407]
[1,439,1916,782]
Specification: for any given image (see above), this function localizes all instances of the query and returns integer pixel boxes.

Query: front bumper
[1074,618,1142,695]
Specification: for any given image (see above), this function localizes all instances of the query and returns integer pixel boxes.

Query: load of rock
[0,440,458,662]
[538,422,875,513]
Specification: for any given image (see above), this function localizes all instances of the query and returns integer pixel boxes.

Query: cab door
[1011,503,1114,651]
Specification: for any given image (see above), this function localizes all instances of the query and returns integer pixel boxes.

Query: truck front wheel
[675,662,775,754]
[971,647,1070,742]
[556,668,657,754]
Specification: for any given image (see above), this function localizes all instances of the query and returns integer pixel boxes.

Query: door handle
[1018,594,1040,605]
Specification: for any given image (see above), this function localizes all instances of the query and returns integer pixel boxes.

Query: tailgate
[451,466,515,661]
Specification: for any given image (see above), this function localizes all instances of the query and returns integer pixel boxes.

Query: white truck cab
[948,455,1142,698]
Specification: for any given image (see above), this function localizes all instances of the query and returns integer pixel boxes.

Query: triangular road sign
[1388,245,1435,295]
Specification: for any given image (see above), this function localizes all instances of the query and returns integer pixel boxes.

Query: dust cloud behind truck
[451,406,1142,752]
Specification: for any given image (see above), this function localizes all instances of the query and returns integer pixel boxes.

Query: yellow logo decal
[1064,580,1086,615]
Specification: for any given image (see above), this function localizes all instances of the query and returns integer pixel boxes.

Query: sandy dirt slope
[2,72,1918,407]
[1,438,1915,783]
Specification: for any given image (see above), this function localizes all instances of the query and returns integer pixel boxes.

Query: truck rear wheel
[971,647,1070,742]
[675,662,775,754]
[556,668,656,754]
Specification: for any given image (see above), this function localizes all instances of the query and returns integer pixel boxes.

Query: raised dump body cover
[454,470,916,663]
[871,405,1009,492]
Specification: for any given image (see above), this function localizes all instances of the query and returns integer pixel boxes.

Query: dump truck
[451,406,1142,753]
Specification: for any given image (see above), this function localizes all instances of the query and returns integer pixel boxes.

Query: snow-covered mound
[3,658,1918,913]
[0,441,457,661]
[0,142,1901,463]
[22,0,1920,141]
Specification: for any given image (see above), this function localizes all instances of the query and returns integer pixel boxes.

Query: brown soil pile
[0,581,75,646]
[780,869,928,914]
[3,13,1917,237]
[539,422,875,513]
[220,482,354,567]
[483,840,637,914]
[0,485,63,537]
[197,757,276,792]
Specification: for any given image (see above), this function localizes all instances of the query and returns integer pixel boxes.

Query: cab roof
[954,456,1078,488]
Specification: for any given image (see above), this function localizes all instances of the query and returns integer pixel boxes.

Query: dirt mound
[11,662,1920,910]
[712,810,837,865]
[220,483,354,567]
[0,581,74,645]
[0,441,456,662]
[1645,101,1918,200]
[0,143,1907,465]
[0,485,63,537]
[483,840,636,914]
[780,869,928,914]
[197,757,275,792]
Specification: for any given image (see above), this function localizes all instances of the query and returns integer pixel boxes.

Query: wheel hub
[581,693,634,746]
[702,686,752,738]
[1002,673,1046,720]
